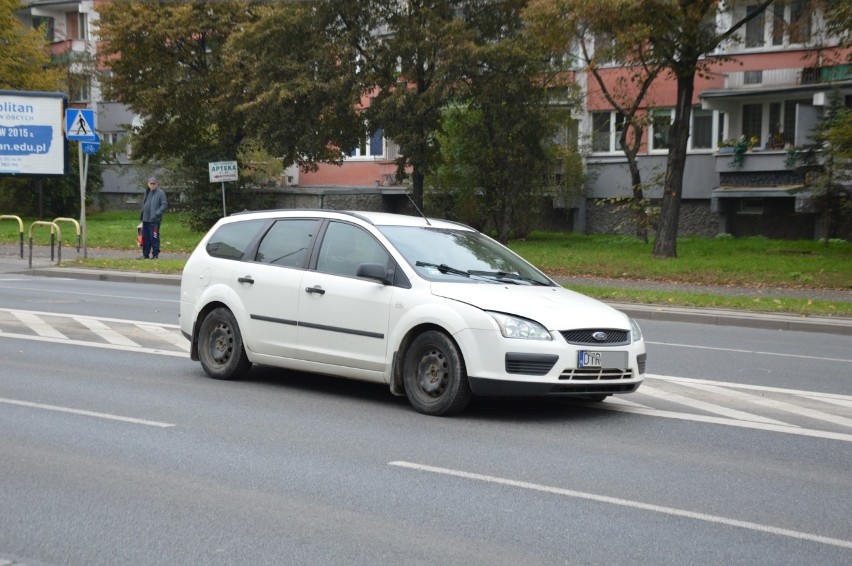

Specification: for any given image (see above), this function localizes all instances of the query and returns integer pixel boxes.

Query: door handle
[237,276,254,284]
[305,286,325,295]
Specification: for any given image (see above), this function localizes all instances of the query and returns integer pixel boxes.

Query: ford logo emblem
[592,331,608,342]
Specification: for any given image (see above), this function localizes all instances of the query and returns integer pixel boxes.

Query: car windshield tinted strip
[380,226,552,286]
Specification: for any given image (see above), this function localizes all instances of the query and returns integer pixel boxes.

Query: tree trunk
[652,73,695,258]
[411,168,425,214]
[627,160,648,243]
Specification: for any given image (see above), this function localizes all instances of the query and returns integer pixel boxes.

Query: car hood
[430,282,630,330]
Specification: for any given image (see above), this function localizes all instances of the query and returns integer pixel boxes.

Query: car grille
[559,368,633,380]
[560,329,630,346]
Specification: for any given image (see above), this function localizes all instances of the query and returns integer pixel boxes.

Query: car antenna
[404,189,431,226]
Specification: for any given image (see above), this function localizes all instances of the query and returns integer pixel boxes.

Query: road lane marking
[0,331,188,358]
[0,284,180,304]
[587,402,852,442]
[801,395,852,409]
[11,311,67,339]
[669,380,852,429]
[136,323,191,351]
[639,386,793,426]
[648,374,852,402]
[645,341,852,364]
[77,317,141,347]
[0,396,174,427]
[0,307,180,328]
[389,461,852,550]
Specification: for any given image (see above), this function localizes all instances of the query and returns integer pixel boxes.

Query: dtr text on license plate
[578,351,628,369]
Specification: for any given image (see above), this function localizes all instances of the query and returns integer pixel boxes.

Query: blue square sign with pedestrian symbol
[65,109,98,142]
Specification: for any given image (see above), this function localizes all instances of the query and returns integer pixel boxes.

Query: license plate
[578,351,627,369]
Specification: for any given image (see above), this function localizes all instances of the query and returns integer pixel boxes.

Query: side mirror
[356,262,392,285]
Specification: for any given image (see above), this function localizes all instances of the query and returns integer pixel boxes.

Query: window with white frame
[650,109,673,151]
[591,111,624,153]
[649,107,722,152]
[744,0,812,49]
[348,129,385,159]
[773,0,811,45]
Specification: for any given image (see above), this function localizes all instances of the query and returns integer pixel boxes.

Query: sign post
[65,109,98,259]
[208,161,239,217]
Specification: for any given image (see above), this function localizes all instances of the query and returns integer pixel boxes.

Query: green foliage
[98,1,259,230]
[0,146,102,218]
[0,0,65,91]
[785,90,852,243]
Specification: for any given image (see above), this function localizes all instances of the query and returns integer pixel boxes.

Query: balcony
[721,64,851,91]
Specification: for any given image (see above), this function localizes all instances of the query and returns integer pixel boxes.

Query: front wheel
[403,330,472,416]
[197,307,252,380]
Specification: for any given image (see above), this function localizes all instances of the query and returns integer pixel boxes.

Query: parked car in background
[179,210,646,416]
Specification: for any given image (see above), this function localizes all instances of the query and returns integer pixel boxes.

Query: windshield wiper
[467,270,548,285]
[415,261,470,278]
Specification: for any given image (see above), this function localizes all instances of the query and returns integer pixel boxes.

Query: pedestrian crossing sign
[65,109,97,141]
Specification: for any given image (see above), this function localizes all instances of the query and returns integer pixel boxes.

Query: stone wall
[585,199,721,237]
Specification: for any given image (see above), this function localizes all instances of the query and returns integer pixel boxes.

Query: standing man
[139,176,168,259]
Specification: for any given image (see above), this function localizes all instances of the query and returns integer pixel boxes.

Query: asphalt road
[0,275,850,565]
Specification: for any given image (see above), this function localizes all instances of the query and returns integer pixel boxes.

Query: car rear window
[206,220,267,260]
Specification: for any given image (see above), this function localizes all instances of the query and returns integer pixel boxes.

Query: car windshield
[378,225,553,286]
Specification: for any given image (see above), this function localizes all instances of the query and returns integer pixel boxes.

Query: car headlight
[630,318,643,342]
[487,311,552,341]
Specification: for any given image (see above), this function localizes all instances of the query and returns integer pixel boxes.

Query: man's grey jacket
[141,188,168,223]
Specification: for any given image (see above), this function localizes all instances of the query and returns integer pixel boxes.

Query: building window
[591,111,624,153]
[742,103,763,146]
[691,109,714,149]
[650,109,673,151]
[348,129,385,159]
[745,4,765,47]
[32,16,54,42]
[767,0,811,47]
[77,12,88,40]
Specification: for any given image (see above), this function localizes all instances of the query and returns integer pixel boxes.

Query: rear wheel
[403,330,472,416]
[197,307,251,380]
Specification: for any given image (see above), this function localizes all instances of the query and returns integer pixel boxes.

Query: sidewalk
[1,243,850,335]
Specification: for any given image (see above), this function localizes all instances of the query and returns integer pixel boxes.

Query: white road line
[669,380,852,429]
[589,402,852,442]
[389,461,852,550]
[0,331,188,358]
[0,396,174,428]
[638,385,793,426]
[0,284,180,304]
[11,311,67,339]
[76,317,141,347]
[648,374,852,401]
[136,323,191,351]
[801,395,852,409]
[646,341,852,364]
[599,396,651,409]
[0,307,180,328]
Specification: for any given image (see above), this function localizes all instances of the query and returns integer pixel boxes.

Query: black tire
[403,330,472,416]
[197,307,252,380]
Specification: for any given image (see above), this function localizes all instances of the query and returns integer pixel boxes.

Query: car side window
[255,219,319,268]
[316,221,390,277]
[206,220,267,260]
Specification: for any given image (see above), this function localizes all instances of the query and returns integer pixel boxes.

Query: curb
[14,266,852,336]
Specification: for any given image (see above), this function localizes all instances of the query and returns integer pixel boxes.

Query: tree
[0,0,64,91]
[786,91,852,244]
[429,0,564,243]
[98,1,260,229]
[645,0,773,258]
[224,2,367,171]
[525,0,666,242]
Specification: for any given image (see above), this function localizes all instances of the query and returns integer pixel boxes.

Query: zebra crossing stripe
[76,317,141,347]
[11,311,67,339]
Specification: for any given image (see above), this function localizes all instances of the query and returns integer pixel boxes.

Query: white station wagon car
[180,210,646,416]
